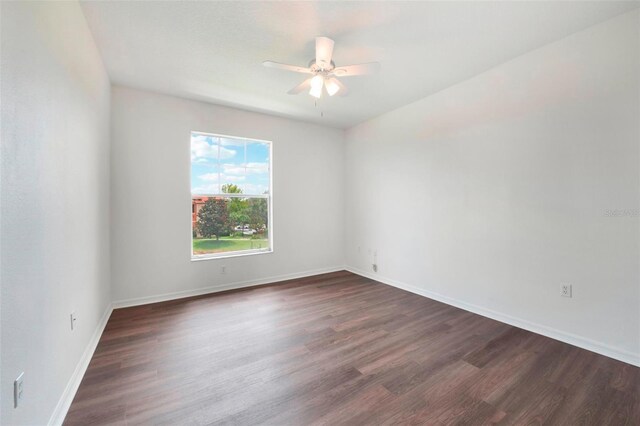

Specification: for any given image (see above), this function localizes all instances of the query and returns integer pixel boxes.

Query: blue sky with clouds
[191,133,270,195]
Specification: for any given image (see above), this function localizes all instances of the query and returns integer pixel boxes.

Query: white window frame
[190,131,273,261]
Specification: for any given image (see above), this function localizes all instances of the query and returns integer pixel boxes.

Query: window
[191,132,272,260]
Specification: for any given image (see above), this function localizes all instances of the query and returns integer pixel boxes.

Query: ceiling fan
[263,37,380,98]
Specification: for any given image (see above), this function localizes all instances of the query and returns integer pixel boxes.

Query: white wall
[1,5,637,426]
[110,87,344,303]
[1,2,112,425]
[345,10,640,364]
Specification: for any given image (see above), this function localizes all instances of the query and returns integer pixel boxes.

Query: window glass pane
[219,137,245,163]
[192,163,221,195]
[192,196,269,256]
[246,142,270,165]
[191,132,271,258]
[219,161,247,192]
[191,134,220,165]
[240,166,269,195]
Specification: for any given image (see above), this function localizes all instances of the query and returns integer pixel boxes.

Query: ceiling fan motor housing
[309,59,336,73]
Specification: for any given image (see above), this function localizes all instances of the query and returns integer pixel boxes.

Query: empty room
[1,1,639,425]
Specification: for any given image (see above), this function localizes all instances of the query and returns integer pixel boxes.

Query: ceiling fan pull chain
[313,99,324,117]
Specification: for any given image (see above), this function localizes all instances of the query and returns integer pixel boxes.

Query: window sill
[191,248,273,262]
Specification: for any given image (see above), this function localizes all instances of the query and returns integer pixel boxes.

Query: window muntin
[191,132,271,259]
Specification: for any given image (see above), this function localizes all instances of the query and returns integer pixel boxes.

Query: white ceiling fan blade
[287,78,312,95]
[263,61,312,74]
[315,37,334,68]
[333,62,380,77]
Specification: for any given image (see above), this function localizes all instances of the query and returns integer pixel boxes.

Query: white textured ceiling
[80,1,639,129]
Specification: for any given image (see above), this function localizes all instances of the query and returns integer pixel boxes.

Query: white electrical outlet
[372,264,378,272]
[14,372,24,408]
[221,265,227,274]
[561,283,572,298]
[70,312,77,330]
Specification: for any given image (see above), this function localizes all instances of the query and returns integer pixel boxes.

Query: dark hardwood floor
[65,271,639,425]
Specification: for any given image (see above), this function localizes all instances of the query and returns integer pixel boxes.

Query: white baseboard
[46,266,344,425]
[48,303,114,426]
[112,266,346,309]
[346,266,640,367]
[48,264,637,426]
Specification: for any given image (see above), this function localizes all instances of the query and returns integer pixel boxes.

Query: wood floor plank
[64,271,639,425]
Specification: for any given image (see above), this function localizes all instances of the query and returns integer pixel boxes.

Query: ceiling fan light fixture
[264,36,379,99]
[310,74,323,89]
[309,75,324,98]
[325,77,340,96]
[309,84,323,98]
[309,85,323,98]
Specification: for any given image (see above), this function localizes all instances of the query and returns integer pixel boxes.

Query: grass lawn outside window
[192,236,269,255]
